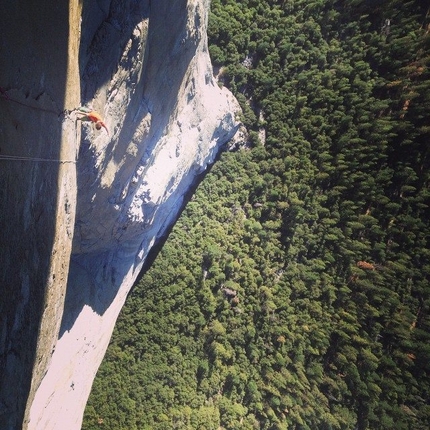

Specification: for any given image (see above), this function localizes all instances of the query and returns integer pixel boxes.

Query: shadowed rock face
[1,1,240,429]
[0,2,81,429]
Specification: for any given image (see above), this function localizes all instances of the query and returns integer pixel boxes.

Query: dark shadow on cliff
[0,1,71,428]
[60,0,202,335]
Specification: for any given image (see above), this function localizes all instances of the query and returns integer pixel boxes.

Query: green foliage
[83,1,430,429]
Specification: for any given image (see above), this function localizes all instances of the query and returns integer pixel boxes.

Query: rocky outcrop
[0,1,240,429]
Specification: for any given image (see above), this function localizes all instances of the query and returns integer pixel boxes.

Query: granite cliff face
[0,1,240,429]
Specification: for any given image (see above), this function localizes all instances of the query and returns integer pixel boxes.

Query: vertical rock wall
[0,0,241,429]
[0,2,81,429]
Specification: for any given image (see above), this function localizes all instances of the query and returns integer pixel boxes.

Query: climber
[76,106,109,134]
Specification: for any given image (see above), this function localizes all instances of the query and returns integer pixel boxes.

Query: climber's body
[76,107,109,134]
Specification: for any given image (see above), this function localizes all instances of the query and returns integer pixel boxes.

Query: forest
[82,0,430,428]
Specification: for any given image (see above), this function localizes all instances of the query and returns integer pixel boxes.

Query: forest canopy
[83,1,430,429]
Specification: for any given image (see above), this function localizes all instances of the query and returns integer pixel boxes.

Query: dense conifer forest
[83,1,430,428]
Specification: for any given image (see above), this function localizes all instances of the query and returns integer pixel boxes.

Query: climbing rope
[0,86,76,164]
[0,86,64,116]
[2,95,63,115]
[0,154,76,164]
[1,86,109,164]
